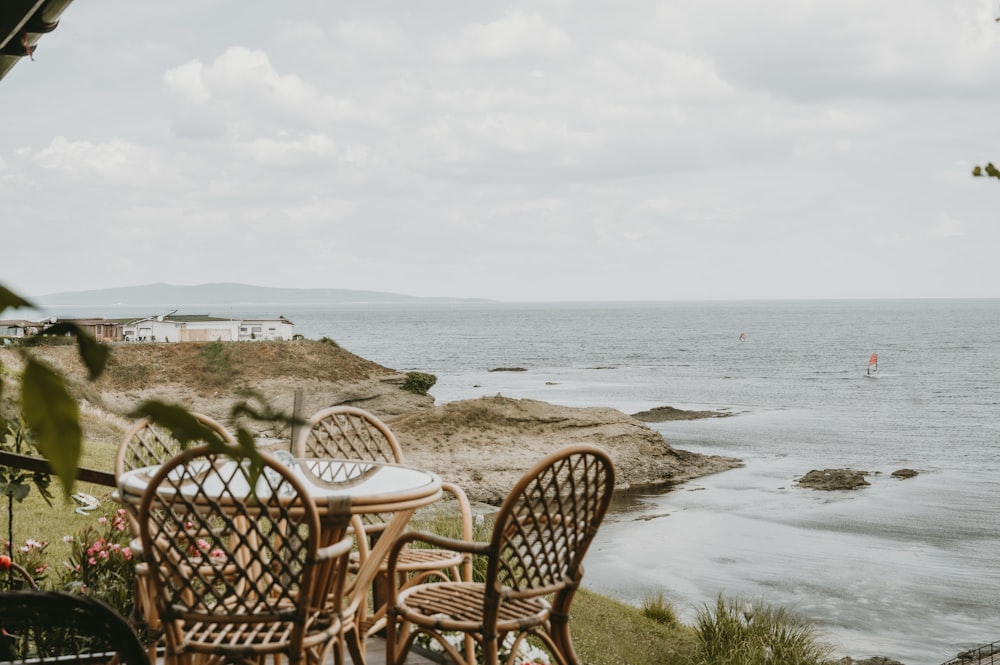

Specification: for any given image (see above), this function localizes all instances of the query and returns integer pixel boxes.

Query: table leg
[345,507,417,665]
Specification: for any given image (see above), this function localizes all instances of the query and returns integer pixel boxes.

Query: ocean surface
[25,299,1000,664]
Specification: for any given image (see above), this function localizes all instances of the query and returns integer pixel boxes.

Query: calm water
[32,299,1000,664]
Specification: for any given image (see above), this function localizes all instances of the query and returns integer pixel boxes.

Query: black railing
[941,640,1000,665]
[0,450,115,487]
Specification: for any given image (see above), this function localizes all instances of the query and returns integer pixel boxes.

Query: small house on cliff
[122,313,294,342]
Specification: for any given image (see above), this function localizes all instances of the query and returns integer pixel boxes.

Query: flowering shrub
[4,537,50,587]
[59,508,136,620]
[178,521,226,561]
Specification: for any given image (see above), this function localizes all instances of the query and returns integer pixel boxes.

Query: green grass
[573,587,700,665]
[2,432,119,566]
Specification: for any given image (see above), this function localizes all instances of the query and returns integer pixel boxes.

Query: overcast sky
[3,1,999,302]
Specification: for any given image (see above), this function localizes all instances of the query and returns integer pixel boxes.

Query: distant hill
[31,283,492,307]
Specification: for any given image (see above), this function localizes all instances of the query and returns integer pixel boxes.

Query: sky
[2,0,1000,302]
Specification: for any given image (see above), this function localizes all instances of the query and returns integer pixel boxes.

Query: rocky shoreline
[1,341,742,505]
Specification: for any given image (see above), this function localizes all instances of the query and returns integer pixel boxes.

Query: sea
[18,299,1000,664]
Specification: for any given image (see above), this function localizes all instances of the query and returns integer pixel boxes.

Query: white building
[123,314,291,343]
[238,317,295,341]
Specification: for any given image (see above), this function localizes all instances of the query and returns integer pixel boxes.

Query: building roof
[1,0,75,82]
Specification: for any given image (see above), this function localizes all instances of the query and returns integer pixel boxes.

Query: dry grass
[2,340,395,400]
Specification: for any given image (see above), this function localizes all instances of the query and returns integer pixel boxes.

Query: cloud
[163,47,320,135]
[333,20,404,54]
[435,11,572,62]
[930,215,966,238]
[29,137,169,188]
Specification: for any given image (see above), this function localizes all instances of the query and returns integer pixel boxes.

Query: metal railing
[0,450,115,487]
[941,640,1000,665]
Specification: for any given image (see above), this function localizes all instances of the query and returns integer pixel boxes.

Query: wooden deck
[343,636,439,665]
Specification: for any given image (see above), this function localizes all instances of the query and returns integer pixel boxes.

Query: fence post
[289,387,305,452]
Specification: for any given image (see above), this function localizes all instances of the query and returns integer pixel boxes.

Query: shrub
[106,362,152,389]
[693,596,833,665]
[5,537,50,587]
[402,371,437,395]
[318,336,340,347]
[58,508,136,620]
[642,590,680,627]
[198,340,238,386]
[15,335,74,347]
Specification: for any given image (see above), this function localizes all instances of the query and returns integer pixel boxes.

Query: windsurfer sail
[867,353,878,376]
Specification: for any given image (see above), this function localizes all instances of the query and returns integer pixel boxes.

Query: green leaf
[20,358,82,499]
[37,322,110,380]
[10,481,30,502]
[234,427,263,492]
[32,471,54,507]
[0,284,33,317]
[129,400,230,449]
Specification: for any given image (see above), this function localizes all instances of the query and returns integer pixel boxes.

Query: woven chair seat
[393,547,465,573]
[174,610,340,657]
[396,581,551,633]
[349,546,463,573]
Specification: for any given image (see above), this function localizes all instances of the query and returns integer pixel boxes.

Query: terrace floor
[343,636,438,665]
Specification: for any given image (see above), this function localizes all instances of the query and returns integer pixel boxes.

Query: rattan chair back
[490,443,614,597]
[0,590,149,665]
[116,413,235,480]
[137,445,354,664]
[294,405,403,463]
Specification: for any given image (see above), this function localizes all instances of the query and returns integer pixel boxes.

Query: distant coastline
[29,282,494,309]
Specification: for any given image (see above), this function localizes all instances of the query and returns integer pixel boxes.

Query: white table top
[117,455,442,515]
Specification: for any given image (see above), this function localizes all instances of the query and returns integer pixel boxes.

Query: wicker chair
[0,590,150,665]
[384,444,615,665]
[115,413,235,663]
[137,445,356,665]
[294,406,474,639]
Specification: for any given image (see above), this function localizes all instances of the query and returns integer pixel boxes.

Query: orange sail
[868,353,877,367]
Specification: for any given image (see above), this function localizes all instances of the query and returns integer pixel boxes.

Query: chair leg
[383,612,403,665]
[345,624,366,665]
